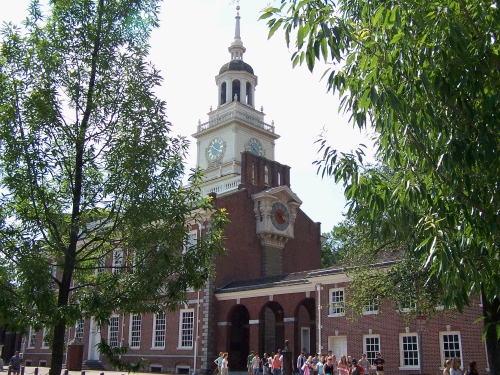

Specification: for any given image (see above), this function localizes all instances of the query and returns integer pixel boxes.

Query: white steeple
[228,4,246,60]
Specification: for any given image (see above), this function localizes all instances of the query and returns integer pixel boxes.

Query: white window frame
[178,309,195,349]
[183,230,198,254]
[42,328,50,349]
[108,315,119,348]
[28,326,36,349]
[96,257,106,275]
[439,331,463,369]
[129,314,142,349]
[152,312,166,349]
[398,299,417,313]
[328,288,345,316]
[50,262,57,290]
[112,248,123,273]
[399,333,419,369]
[75,318,85,341]
[362,298,379,315]
[363,334,381,366]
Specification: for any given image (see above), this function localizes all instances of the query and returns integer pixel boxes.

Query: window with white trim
[152,312,166,348]
[129,314,142,349]
[28,326,36,349]
[363,334,380,365]
[440,331,462,365]
[328,288,345,316]
[96,257,106,275]
[50,262,57,290]
[398,298,417,313]
[112,249,123,273]
[178,309,194,349]
[75,318,85,340]
[362,298,379,315]
[183,230,198,254]
[399,333,419,369]
[42,328,50,349]
[108,316,119,348]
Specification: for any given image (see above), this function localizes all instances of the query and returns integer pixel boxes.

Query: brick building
[21,5,488,375]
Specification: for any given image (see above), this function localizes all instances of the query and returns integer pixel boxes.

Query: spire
[228,2,246,61]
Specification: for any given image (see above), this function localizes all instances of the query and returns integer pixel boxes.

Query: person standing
[358,354,370,375]
[443,360,452,375]
[248,351,255,375]
[9,352,23,375]
[214,352,224,375]
[349,359,361,375]
[331,356,339,375]
[273,353,283,375]
[316,356,326,375]
[450,357,464,375]
[263,353,270,375]
[297,351,307,375]
[221,353,229,375]
[338,356,349,375]
[312,354,320,375]
[324,357,335,375]
[252,353,262,375]
[373,353,385,375]
[465,361,478,375]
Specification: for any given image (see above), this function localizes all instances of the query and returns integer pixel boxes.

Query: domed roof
[219,60,254,75]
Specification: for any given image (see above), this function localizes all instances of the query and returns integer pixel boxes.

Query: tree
[261,0,500,371]
[0,1,227,375]
[323,213,443,320]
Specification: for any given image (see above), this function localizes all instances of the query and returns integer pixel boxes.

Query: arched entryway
[227,304,250,370]
[259,301,285,356]
[294,298,316,357]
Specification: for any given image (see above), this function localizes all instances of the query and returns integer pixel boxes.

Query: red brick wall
[213,190,321,287]
[318,282,487,375]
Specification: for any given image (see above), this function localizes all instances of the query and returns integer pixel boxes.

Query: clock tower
[192,5,280,196]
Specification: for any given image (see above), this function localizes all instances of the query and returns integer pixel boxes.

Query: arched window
[264,166,269,185]
[277,172,281,186]
[220,82,227,105]
[251,164,255,184]
[232,79,241,102]
[246,82,253,106]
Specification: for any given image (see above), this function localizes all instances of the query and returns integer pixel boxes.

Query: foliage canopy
[262,0,500,371]
[0,1,227,374]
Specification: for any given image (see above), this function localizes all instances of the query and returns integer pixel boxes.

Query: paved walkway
[16,367,248,375]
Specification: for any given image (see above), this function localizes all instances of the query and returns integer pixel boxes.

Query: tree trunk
[482,292,500,375]
[49,320,67,375]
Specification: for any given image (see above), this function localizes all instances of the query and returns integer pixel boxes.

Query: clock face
[270,202,290,231]
[206,137,226,162]
[247,138,263,156]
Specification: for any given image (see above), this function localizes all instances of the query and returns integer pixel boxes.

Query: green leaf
[268,19,283,39]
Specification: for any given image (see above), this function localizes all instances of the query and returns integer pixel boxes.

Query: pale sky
[1,0,374,232]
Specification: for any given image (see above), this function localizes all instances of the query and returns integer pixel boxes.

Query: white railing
[198,108,274,133]
[201,176,241,197]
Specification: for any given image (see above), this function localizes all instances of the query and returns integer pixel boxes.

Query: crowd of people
[213,350,385,375]
[214,350,479,375]
[294,351,385,375]
[443,357,479,375]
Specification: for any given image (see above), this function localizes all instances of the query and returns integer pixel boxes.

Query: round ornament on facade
[206,137,226,163]
[270,202,290,231]
[247,138,263,156]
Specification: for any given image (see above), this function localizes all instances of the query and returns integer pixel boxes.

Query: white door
[328,336,347,358]
[301,327,311,355]
[87,317,101,361]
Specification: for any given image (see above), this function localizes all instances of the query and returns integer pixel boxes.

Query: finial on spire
[228,0,246,60]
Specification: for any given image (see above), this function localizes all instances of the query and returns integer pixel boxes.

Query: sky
[1,0,374,232]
